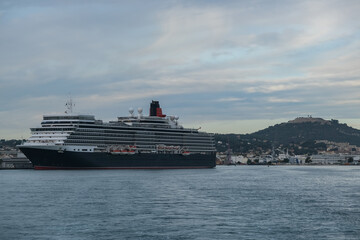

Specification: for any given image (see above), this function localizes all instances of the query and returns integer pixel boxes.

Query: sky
[1,0,360,139]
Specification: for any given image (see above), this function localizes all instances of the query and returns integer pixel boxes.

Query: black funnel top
[150,101,160,116]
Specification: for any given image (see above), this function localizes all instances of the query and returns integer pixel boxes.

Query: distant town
[215,117,360,165]
[216,140,360,166]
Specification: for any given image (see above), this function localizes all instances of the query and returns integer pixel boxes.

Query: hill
[251,117,360,146]
[215,117,360,155]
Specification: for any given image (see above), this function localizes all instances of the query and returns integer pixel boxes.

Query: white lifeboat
[110,149,136,155]
[182,151,190,156]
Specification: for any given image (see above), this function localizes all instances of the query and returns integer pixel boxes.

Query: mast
[65,96,75,114]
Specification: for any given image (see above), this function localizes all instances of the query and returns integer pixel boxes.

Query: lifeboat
[110,149,136,155]
[182,151,190,156]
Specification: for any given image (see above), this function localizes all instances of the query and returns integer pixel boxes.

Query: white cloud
[1,0,360,138]
[267,97,301,103]
[144,6,230,59]
[216,97,245,102]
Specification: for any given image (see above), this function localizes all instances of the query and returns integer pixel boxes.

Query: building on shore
[0,152,33,169]
[311,154,359,165]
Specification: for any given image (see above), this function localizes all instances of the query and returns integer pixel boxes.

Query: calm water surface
[1,166,360,239]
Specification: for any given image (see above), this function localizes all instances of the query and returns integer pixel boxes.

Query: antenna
[137,107,143,119]
[65,95,74,114]
[129,107,134,117]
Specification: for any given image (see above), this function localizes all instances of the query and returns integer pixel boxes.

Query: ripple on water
[0,166,360,240]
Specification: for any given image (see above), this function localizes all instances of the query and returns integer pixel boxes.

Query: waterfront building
[311,154,346,164]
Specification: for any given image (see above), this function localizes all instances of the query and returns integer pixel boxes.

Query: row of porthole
[72,148,92,152]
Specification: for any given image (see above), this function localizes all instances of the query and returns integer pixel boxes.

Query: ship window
[82,149,87,151]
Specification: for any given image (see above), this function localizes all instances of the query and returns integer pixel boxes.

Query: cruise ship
[18,100,216,169]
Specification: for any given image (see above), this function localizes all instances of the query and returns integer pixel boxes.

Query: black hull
[19,147,216,169]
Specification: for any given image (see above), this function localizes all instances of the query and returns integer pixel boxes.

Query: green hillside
[250,119,360,146]
[250,118,360,146]
[214,118,360,155]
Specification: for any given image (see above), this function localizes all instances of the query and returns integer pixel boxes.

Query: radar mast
[65,95,75,114]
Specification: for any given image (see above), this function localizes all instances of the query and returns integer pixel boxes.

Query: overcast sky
[1,0,360,139]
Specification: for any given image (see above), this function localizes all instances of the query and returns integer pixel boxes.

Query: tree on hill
[249,120,360,147]
[214,117,360,155]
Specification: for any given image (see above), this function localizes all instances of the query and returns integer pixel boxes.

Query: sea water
[1,166,360,239]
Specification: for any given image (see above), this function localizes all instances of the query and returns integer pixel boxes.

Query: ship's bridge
[24,114,100,146]
[41,114,99,126]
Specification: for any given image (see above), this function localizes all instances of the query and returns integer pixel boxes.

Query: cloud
[144,5,229,57]
[216,97,245,102]
[1,0,360,138]
[267,97,301,103]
